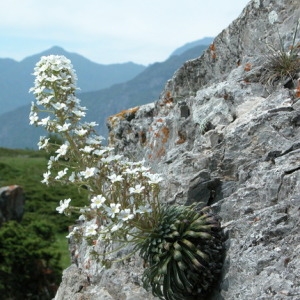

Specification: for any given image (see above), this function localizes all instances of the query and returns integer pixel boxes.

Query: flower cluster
[30,55,163,262]
[30,55,226,300]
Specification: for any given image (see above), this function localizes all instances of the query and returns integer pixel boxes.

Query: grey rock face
[55,0,300,299]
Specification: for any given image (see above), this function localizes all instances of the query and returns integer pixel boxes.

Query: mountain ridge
[0,46,146,114]
[170,37,214,56]
[0,39,212,149]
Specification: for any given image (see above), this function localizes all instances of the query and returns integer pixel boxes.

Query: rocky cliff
[0,185,25,225]
[55,0,300,299]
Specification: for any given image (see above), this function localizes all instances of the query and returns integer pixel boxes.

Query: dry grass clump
[260,20,300,86]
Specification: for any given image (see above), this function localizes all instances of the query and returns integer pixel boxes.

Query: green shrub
[0,220,62,299]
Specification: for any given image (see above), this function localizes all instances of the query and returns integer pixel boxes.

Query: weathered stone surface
[55,0,300,299]
[55,239,156,300]
[0,185,25,225]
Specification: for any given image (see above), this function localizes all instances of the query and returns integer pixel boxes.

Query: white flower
[85,121,98,127]
[111,154,123,161]
[57,123,71,132]
[129,184,145,194]
[78,214,85,221]
[66,226,79,238]
[29,112,39,125]
[39,95,54,105]
[84,224,98,236]
[108,174,123,183]
[137,165,150,173]
[97,225,110,241]
[52,102,66,110]
[31,86,44,95]
[80,145,94,153]
[91,195,106,209]
[69,172,76,182]
[75,128,88,136]
[41,171,51,184]
[123,168,139,175]
[47,156,55,169]
[105,203,121,218]
[136,204,152,214]
[55,143,69,159]
[30,101,36,111]
[56,198,71,214]
[111,222,123,232]
[38,136,50,150]
[80,167,97,179]
[101,156,116,164]
[146,173,163,184]
[268,10,278,24]
[55,168,68,180]
[47,74,59,82]
[86,136,104,145]
[93,149,108,156]
[73,109,86,118]
[37,116,50,127]
[85,137,96,144]
[119,209,134,221]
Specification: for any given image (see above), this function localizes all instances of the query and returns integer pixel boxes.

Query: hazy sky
[1,0,250,65]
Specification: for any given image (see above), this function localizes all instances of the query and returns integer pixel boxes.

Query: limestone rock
[0,185,25,225]
[55,0,300,299]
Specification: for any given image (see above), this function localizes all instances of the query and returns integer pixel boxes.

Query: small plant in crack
[260,17,300,86]
[198,118,210,135]
[137,204,224,300]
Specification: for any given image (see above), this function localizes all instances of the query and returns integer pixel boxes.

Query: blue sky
[1,0,250,65]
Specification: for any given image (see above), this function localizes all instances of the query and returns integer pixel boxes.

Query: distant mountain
[0,41,212,149]
[0,46,146,114]
[170,37,214,56]
[79,44,209,136]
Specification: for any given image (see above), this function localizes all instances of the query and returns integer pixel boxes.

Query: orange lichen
[109,106,140,120]
[156,147,166,158]
[161,126,170,143]
[209,43,217,60]
[295,79,300,98]
[244,63,252,72]
[107,106,140,130]
[139,131,147,145]
[209,43,216,51]
[164,91,173,102]
[159,91,174,107]
[176,131,186,145]
[154,132,161,138]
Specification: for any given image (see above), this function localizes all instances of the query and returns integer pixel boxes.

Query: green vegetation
[138,204,224,300]
[0,147,86,299]
[0,147,88,231]
[0,220,61,299]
